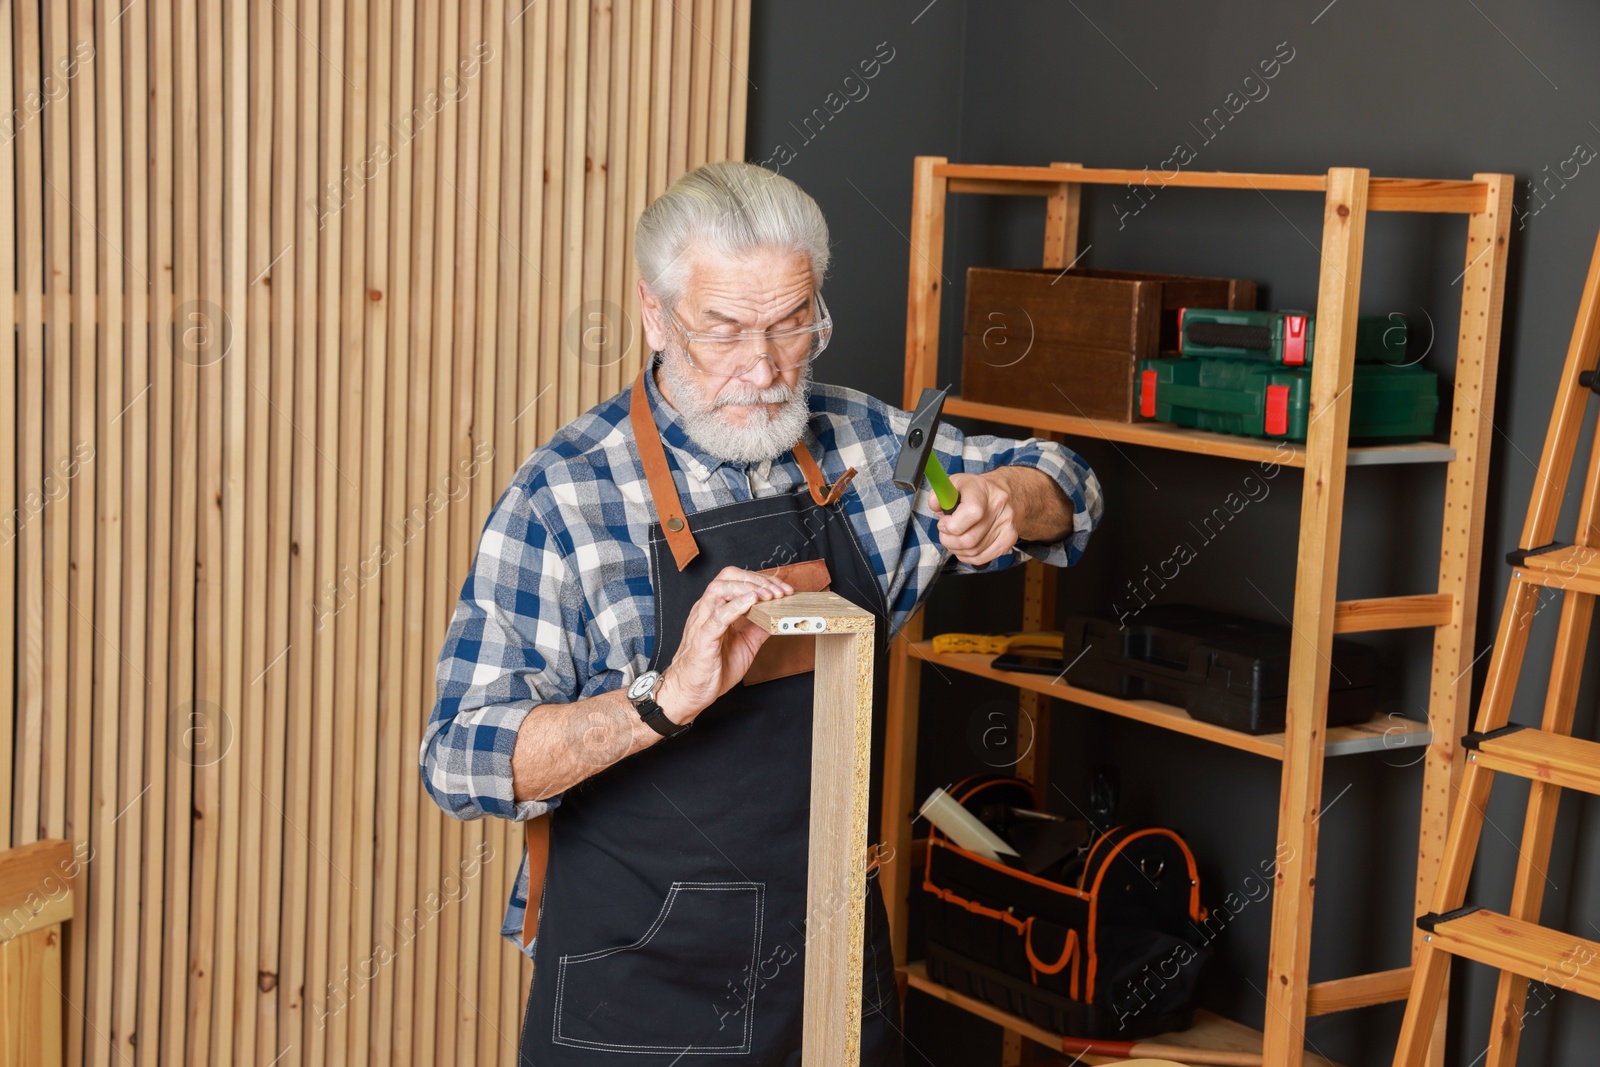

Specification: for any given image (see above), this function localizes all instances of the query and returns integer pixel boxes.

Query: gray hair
[635,161,831,311]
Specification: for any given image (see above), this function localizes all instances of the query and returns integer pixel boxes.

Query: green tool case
[1137,357,1439,441]
[1178,308,1405,366]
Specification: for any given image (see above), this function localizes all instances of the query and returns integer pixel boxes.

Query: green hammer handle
[925,454,960,514]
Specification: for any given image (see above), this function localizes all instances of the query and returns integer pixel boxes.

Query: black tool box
[922,775,1212,1040]
[1177,308,1404,366]
[1060,605,1380,734]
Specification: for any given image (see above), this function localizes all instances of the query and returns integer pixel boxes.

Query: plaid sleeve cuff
[513,796,556,821]
[1006,437,1103,568]
[939,429,1103,575]
[420,699,564,822]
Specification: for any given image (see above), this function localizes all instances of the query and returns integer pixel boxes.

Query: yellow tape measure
[929,631,1064,656]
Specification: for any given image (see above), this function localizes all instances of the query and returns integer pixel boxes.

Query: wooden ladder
[1392,225,1600,1066]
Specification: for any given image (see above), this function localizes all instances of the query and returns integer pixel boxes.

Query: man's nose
[739,352,778,390]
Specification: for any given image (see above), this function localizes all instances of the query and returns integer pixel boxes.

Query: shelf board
[908,643,1431,760]
[903,961,1344,1067]
[933,162,1490,215]
[945,397,1458,468]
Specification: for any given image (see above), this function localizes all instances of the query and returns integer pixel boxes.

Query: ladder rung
[1422,909,1600,1000]
[1506,540,1570,567]
[1468,727,1600,796]
[1512,545,1600,596]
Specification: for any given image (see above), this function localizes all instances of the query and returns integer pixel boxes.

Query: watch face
[628,670,660,702]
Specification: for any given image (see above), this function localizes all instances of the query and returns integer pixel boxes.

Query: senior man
[422,161,1102,1065]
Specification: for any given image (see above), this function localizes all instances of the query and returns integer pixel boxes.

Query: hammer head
[892,386,949,492]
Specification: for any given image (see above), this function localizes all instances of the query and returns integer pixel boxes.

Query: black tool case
[1060,605,1380,734]
[922,775,1212,1040]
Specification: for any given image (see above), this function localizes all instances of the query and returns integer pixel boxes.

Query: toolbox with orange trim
[1136,356,1439,441]
[921,775,1212,1040]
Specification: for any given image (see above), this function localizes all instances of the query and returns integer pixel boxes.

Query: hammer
[892,386,961,515]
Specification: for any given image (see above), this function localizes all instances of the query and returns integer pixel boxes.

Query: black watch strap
[635,697,692,738]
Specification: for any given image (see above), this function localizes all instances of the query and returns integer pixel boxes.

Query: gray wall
[747,3,1600,1065]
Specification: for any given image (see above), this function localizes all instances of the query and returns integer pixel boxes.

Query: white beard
[657,351,813,465]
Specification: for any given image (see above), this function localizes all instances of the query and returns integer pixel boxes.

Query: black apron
[517,369,903,1065]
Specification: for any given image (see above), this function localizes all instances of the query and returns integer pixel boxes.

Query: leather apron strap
[629,364,859,572]
[631,369,701,570]
[520,813,550,947]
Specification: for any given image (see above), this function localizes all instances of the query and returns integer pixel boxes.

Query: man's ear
[638,278,668,353]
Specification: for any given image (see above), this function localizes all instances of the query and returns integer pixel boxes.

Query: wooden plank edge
[935,164,1487,213]
[0,839,77,939]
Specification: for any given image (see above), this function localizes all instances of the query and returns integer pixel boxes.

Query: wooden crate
[961,267,1256,421]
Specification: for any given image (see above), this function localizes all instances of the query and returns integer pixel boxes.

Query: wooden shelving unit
[881,159,1514,1067]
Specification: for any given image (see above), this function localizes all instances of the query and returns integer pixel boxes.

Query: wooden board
[374,0,413,1058]
[64,4,97,1061]
[115,0,152,1059]
[0,926,66,1067]
[88,3,125,1064]
[11,0,44,853]
[1259,167,1370,1067]
[932,163,1489,214]
[0,0,15,859]
[747,593,875,1066]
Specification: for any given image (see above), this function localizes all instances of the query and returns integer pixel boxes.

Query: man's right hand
[657,566,795,724]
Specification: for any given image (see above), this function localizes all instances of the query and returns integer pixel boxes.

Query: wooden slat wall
[2,1,752,1063]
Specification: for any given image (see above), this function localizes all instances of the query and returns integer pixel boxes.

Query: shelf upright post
[1422,171,1513,829]
[1262,168,1371,1067]
[996,161,1085,1067]
[884,155,949,978]
[1409,173,1514,1067]
[1014,163,1082,810]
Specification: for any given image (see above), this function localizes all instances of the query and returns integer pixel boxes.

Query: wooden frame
[882,158,1512,1067]
[747,591,876,1067]
[0,839,76,1067]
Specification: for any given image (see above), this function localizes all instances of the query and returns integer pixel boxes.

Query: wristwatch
[626,669,692,738]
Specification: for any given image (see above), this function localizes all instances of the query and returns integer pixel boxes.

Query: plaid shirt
[421,359,1103,955]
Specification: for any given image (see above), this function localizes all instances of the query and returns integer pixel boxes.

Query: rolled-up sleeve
[420,484,587,822]
[939,423,1104,574]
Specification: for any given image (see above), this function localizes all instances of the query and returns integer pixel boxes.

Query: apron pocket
[553,881,766,1055]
